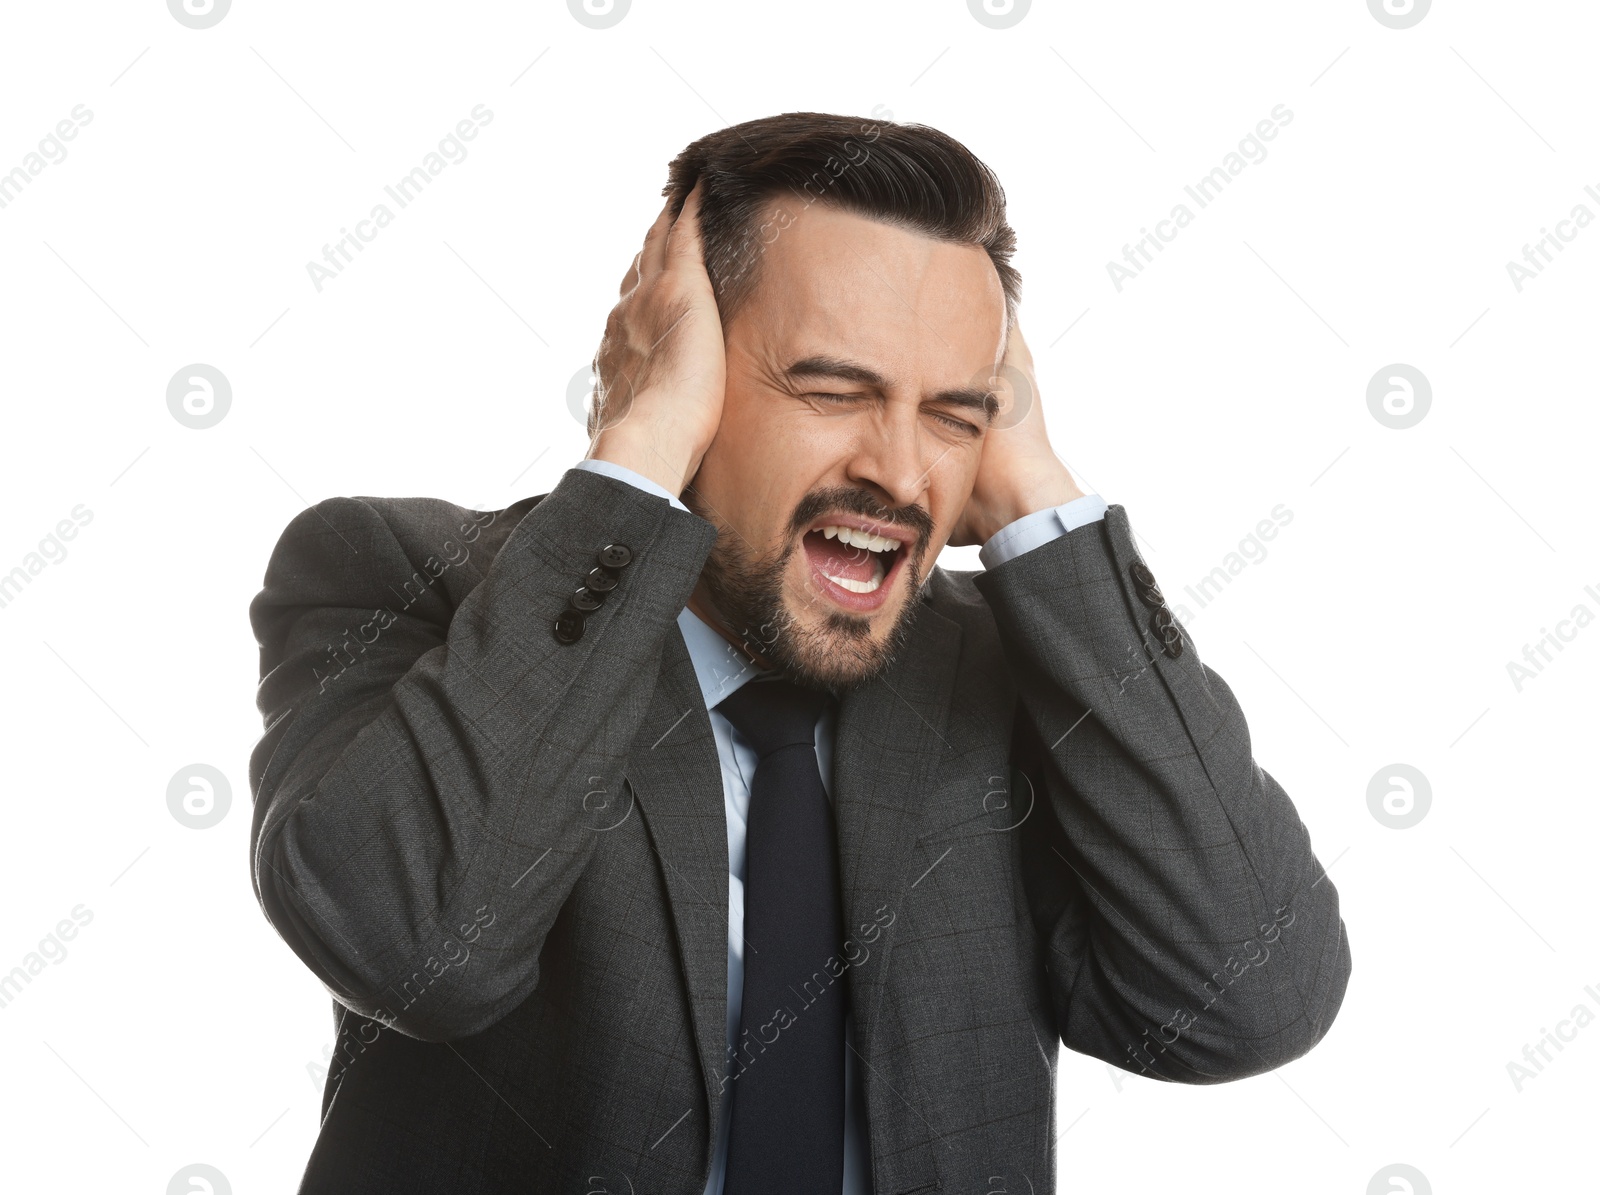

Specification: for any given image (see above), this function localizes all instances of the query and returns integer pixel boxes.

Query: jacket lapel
[832,594,965,1193]
[621,622,731,1143]
[622,593,967,1195]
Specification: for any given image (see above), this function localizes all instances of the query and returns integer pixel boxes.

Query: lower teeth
[823,555,887,594]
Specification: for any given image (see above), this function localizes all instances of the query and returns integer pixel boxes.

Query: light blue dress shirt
[571,457,1106,1193]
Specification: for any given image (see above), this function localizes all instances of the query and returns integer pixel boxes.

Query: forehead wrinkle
[739,213,1003,415]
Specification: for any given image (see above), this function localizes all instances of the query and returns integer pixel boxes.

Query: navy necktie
[715,675,846,1195]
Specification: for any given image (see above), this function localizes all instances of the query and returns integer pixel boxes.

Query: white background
[1,2,1596,1192]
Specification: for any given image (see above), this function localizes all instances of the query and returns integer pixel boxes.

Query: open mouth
[799,520,910,611]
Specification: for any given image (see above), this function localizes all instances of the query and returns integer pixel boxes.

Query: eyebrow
[783,355,997,424]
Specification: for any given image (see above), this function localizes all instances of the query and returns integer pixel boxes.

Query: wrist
[980,466,1084,541]
[587,426,700,498]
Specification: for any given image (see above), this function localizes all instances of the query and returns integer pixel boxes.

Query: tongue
[803,530,881,583]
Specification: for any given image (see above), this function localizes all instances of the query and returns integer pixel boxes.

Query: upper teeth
[819,525,899,553]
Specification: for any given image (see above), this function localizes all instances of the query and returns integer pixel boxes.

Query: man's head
[644,112,1020,694]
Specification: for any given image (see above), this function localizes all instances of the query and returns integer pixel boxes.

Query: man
[249,112,1351,1194]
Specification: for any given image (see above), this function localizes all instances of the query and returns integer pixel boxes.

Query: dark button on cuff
[1149,607,1183,659]
[1129,560,1166,609]
[554,544,632,641]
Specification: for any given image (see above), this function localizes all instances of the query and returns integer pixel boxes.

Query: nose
[842,403,938,516]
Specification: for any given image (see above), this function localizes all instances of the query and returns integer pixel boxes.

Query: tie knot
[714,676,830,759]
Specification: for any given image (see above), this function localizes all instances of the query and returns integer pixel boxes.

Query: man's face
[684,199,1006,693]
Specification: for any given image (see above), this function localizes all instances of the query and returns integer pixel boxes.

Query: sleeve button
[1149,607,1183,659]
[553,610,586,644]
[599,544,632,569]
[570,587,603,612]
[584,566,618,593]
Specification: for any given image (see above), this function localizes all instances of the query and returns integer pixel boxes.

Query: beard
[682,484,935,695]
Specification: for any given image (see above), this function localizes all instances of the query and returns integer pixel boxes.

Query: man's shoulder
[348,491,544,547]
[275,492,546,571]
[253,492,549,626]
[921,560,982,607]
[919,562,1000,639]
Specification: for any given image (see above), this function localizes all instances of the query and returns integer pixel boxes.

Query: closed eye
[804,392,979,436]
[934,411,981,435]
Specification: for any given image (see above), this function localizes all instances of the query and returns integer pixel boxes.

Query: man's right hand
[586,179,727,498]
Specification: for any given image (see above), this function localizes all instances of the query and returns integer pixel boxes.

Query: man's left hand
[946,320,1085,548]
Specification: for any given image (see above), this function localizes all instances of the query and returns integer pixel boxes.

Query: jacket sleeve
[246,467,717,1042]
[971,504,1351,1082]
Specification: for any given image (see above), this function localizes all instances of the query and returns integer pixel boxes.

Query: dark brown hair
[660,111,1020,331]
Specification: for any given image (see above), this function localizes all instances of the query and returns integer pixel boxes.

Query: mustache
[787,487,934,546]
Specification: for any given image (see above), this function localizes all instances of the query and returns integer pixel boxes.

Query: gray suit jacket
[248,465,1351,1194]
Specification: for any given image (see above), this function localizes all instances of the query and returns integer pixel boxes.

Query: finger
[622,195,673,294]
[637,189,679,283]
[1005,317,1034,368]
[619,248,643,296]
[663,177,707,267]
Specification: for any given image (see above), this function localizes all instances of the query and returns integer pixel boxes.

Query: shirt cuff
[978,493,1108,570]
[572,458,690,513]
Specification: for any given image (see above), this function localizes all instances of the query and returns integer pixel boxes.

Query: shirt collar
[676,605,770,711]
